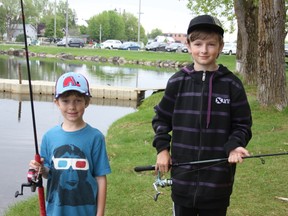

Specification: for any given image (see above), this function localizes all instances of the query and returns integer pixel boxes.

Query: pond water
[0,56,177,215]
[0,55,176,90]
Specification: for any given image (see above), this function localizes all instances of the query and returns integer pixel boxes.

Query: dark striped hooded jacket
[152,64,252,209]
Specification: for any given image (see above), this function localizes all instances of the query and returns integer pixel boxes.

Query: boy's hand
[29,158,44,173]
[156,149,171,173]
[228,147,250,163]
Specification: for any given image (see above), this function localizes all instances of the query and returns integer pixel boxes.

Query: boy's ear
[54,99,59,106]
[85,98,90,108]
[187,44,192,54]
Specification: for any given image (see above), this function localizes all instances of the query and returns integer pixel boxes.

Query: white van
[222,43,237,55]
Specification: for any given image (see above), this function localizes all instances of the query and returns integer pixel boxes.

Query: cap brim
[55,88,87,98]
[187,24,224,36]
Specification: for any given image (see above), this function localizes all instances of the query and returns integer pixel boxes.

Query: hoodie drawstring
[206,73,215,128]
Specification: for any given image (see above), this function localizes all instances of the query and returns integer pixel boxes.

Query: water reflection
[0,55,176,89]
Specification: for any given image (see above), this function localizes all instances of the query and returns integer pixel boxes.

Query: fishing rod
[134,152,288,201]
[15,1,46,215]
[134,152,288,172]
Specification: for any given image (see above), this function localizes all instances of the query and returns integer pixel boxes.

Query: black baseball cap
[187,15,224,36]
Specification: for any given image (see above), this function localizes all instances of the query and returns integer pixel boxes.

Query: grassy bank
[4,90,288,215]
[0,44,236,70]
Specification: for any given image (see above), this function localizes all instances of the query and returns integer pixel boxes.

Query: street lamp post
[137,0,141,44]
[65,0,68,47]
[99,24,102,43]
[54,0,56,39]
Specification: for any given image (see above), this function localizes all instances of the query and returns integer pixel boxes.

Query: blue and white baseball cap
[55,72,91,98]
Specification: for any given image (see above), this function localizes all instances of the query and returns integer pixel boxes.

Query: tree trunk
[257,0,287,110]
[234,0,258,85]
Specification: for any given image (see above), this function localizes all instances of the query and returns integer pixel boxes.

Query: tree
[185,0,288,109]
[42,16,65,38]
[0,4,5,40]
[38,0,78,38]
[0,0,50,40]
[79,25,87,35]
[148,28,163,40]
[257,0,287,109]
[1,0,22,41]
[122,11,144,42]
[106,10,125,40]
[88,13,108,42]
[234,0,258,84]
[87,10,146,43]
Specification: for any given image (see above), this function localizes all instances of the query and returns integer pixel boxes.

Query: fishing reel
[15,168,42,198]
[153,171,172,201]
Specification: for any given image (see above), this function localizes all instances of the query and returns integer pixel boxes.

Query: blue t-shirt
[41,124,111,216]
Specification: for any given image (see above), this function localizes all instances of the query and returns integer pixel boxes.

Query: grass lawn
[2,45,288,215]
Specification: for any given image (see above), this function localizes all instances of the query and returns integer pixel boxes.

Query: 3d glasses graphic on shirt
[52,157,89,170]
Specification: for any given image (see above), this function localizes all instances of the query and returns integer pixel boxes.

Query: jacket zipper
[193,71,206,207]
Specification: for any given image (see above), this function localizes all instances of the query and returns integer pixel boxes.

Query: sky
[67,0,192,33]
[61,0,237,41]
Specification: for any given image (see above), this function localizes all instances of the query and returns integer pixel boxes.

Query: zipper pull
[202,71,206,81]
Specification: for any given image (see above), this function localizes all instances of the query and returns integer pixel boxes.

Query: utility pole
[137,0,142,44]
[54,0,56,39]
[99,24,102,43]
[65,0,69,47]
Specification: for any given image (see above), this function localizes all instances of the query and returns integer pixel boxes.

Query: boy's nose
[201,45,208,53]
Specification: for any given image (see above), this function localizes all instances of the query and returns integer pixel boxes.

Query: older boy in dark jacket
[152,15,252,216]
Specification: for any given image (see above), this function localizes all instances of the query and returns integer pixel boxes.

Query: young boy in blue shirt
[30,72,111,216]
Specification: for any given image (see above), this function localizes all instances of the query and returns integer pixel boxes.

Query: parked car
[182,46,188,53]
[165,42,185,52]
[222,43,237,55]
[145,42,167,51]
[100,40,122,49]
[285,44,288,57]
[68,38,84,48]
[56,39,68,47]
[118,42,141,50]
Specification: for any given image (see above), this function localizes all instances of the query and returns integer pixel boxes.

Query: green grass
[4,91,288,216]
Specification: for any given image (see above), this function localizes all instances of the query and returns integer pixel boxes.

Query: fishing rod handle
[38,186,46,216]
[134,165,155,172]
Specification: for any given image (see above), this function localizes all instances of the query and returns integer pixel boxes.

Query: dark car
[118,42,141,50]
[68,38,84,48]
[285,44,288,57]
[165,42,185,52]
[145,42,167,51]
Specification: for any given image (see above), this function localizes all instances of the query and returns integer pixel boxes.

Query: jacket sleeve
[224,80,252,155]
[152,74,180,154]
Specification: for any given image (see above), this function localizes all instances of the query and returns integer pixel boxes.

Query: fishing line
[16,1,46,215]
[20,0,39,154]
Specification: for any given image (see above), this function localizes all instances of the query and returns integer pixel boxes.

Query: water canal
[0,56,176,215]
